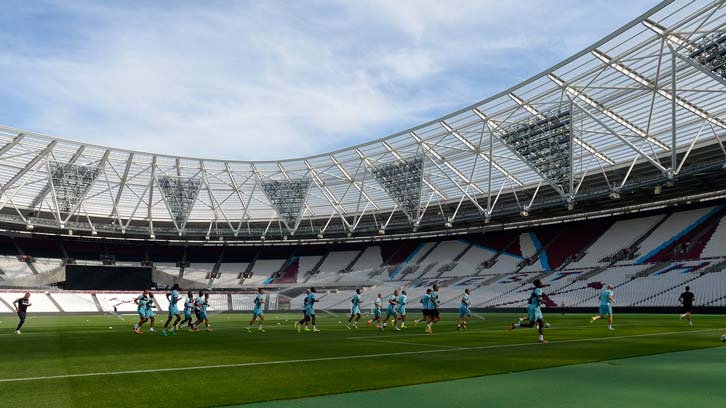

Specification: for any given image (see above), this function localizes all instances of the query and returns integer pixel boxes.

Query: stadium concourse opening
[0,0,725,407]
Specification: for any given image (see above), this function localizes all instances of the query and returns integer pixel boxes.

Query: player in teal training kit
[425,285,441,333]
[591,284,616,330]
[133,289,148,334]
[193,292,212,332]
[509,279,548,343]
[415,288,432,328]
[367,294,383,328]
[162,284,182,336]
[248,288,265,333]
[306,288,320,332]
[346,289,363,329]
[457,288,472,332]
[145,292,157,332]
[296,288,319,332]
[381,289,400,332]
[396,290,408,328]
[180,291,195,330]
[295,289,311,332]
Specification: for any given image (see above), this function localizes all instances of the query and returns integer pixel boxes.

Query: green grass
[0,312,723,408]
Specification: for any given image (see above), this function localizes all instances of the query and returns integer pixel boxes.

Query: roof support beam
[61,149,110,225]
[642,19,726,87]
[112,152,133,228]
[547,74,670,151]
[592,49,726,130]
[30,144,86,209]
[572,96,668,174]
[507,92,615,165]
[0,133,24,157]
[439,120,523,186]
[329,154,380,210]
[0,140,56,198]
[148,155,157,237]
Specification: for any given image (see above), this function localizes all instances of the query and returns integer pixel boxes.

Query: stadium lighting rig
[498,108,573,193]
[259,178,312,233]
[371,155,425,225]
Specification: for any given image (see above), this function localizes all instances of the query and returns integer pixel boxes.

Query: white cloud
[0,0,655,160]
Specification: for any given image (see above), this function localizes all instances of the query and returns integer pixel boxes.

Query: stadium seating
[1,206,725,314]
[567,215,665,268]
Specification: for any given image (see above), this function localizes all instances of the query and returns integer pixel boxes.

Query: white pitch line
[0,328,722,383]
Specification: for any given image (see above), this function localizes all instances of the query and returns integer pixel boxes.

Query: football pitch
[0,312,723,407]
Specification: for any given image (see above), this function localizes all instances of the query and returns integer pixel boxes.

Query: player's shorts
[422,309,431,316]
[431,309,440,317]
[351,306,361,315]
[599,304,612,316]
[386,307,397,317]
[397,306,406,316]
[683,305,693,313]
[199,312,208,319]
[253,309,264,318]
[137,309,146,318]
[374,309,381,318]
[184,310,192,319]
[459,308,471,318]
[168,306,180,316]
[145,309,155,319]
[527,305,543,322]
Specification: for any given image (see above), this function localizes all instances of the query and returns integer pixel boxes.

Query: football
[721,334,726,343]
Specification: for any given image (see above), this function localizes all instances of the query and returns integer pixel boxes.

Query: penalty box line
[0,328,722,383]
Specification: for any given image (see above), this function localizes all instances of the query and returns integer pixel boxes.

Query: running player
[367,293,383,328]
[193,291,212,332]
[162,284,182,336]
[397,290,408,328]
[591,284,615,330]
[457,288,472,332]
[13,292,31,334]
[247,288,265,333]
[133,289,149,334]
[306,288,320,332]
[508,279,548,343]
[295,289,311,333]
[414,288,432,328]
[346,289,363,329]
[679,286,695,327]
[381,289,400,332]
[426,285,441,333]
[145,292,157,332]
[180,290,195,330]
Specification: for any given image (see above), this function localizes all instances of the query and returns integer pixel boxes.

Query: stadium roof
[0,0,724,240]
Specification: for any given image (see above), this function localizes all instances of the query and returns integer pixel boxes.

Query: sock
[514,323,521,328]
[539,335,544,341]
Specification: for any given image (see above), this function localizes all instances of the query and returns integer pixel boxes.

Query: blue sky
[0,0,657,160]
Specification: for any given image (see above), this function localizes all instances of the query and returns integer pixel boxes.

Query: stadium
[0,0,725,407]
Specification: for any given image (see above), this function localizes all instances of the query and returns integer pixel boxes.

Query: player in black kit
[678,286,695,327]
[13,292,32,334]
